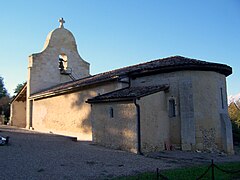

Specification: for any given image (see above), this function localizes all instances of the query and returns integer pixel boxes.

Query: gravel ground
[0,125,239,180]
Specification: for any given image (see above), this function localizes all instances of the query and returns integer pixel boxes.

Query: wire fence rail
[155,159,240,180]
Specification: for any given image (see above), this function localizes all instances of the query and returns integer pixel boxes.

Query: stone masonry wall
[139,91,170,152]
[131,70,233,153]
[91,102,137,153]
[32,81,125,140]
[10,101,26,128]
[28,28,90,95]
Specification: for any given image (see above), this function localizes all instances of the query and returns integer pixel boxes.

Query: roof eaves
[30,76,120,100]
[10,83,27,103]
[86,97,135,104]
[86,85,169,104]
[29,87,74,100]
[130,64,232,78]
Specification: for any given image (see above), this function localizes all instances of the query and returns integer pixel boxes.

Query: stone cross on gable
[59,18,65,28]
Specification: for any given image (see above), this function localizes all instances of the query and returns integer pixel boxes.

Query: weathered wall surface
[179,78,195,151]
[91,102,137,153]
[32,82,124,140]
[131,70,233,153]
[191,71,233,153]
[28,28,90,95]
[139,91,170,152]
[26,27,91,129]
[131,72,181,148]
[91,91,170,154]
[10,101,26,127]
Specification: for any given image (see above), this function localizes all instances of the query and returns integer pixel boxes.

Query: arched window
[58,54,68,71]
[168,98,176,118]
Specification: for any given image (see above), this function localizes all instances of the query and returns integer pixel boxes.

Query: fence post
[211,159,215,180]
[156,168,159,180]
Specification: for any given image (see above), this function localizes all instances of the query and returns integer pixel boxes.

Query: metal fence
[156,159,240,180]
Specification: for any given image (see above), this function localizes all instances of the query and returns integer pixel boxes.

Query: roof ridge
[30,56,232,99]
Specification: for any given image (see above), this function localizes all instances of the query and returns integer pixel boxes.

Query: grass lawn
[115,162,240,180]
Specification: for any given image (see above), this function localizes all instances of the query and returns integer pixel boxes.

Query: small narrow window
[169,99,176,118]
[110,107,114,118]
[220,88,224,109]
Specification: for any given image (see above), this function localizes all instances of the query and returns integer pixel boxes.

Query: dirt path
[0,125,239,180]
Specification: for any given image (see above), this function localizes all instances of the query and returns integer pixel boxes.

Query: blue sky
[0,0,239,96]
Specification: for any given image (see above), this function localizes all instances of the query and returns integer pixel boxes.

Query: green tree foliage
[0,77,8,99]
[228,102,240,126]
[228,102,240,145]
[0,76,10,123]
[14,82,26,94]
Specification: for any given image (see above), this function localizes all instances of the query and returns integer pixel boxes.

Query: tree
[0,76,10,123]
[228,102,240,145]
[14,82,26,94]
[0,95,10,117]
[228,102,240,126]
[0,77,8,99]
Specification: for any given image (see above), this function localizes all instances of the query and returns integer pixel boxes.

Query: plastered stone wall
[91,102,137,153]
[131,72,182,147]
[91,91,170,153]
[179,78,195,151]
[191,71,233,153]
[32,82,124,140]
[10,101,26,127]
[27,27,90,129]
[139,91,170,152]
[28,28,90,95]
[131,70,233,153]
[220,114,234,154]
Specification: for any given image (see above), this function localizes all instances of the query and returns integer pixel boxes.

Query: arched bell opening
[59,54,68,71]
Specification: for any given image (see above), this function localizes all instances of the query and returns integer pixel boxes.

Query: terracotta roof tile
[31,56,232,98]
[86,85,169,103]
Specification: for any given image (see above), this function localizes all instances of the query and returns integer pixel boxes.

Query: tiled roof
[86,85,169,103]
[10,83,27,103]
[30,73,119,98]
[30,56,232,98]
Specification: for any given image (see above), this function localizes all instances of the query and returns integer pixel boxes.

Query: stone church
[10,19,234,154]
